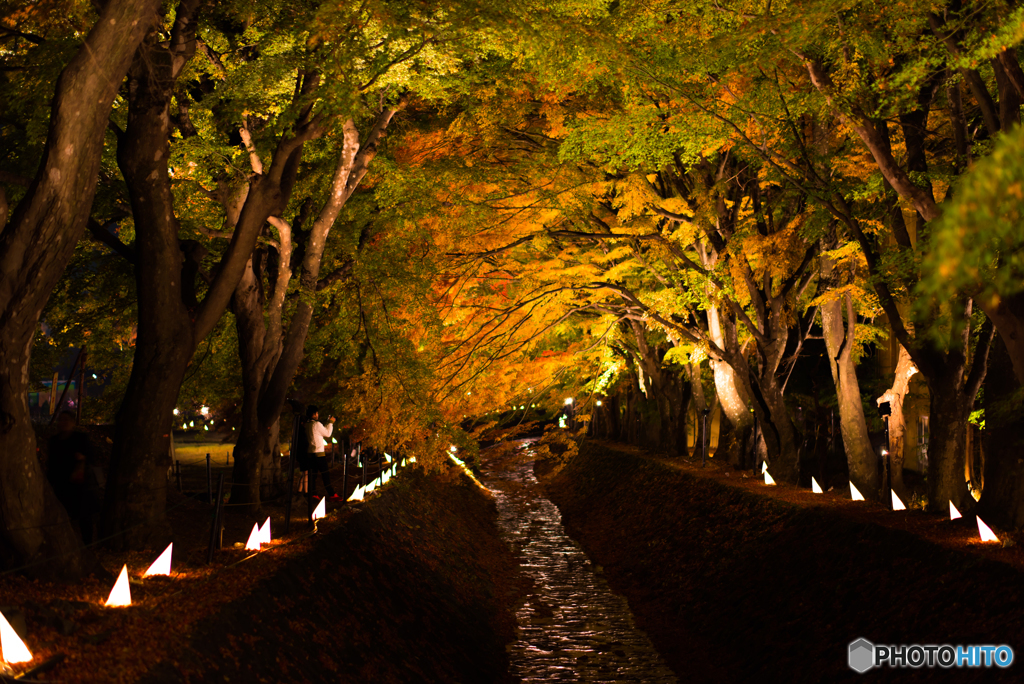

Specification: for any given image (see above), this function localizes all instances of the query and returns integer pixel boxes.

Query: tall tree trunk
[708,304,753,465]
[977,338,1024,528]
[876,345,917,496]
[103,48,322,547]
[0,0,159,575]
[689,361,706,458]
[820,252,879,497]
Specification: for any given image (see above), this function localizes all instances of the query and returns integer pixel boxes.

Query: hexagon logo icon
[849,638,875,673]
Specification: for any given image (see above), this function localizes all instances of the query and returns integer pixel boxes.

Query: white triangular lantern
[949,501,962,520]
[348,485,364,502]
[761,461,768,474]
[977,516,999,542]
[811,477,823,494]
[385,453,392,463]
[764,470,776,486]
[401,458,407,468]
[891,490,906,511]
[259,517,271,546]
[409,456,417,463]
[0,609,32,663]
[244,523,261,551]
[143,543,173,577]
[849,481,865,501]
[105,565,132,607]
[312,496,326,520]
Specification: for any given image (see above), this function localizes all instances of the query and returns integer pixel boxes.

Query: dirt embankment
[543,442,1024,684]
[141,470,525,684]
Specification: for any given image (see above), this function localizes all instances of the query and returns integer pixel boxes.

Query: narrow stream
[483,451,678,683]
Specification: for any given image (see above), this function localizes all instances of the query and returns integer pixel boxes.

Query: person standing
[304,405,340,502]
[47,410,95,543]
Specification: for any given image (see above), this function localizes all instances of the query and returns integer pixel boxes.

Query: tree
[0,0,160,575]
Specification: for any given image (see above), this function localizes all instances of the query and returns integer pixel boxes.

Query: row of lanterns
[2,452,422,666]
[762,464,1001,543]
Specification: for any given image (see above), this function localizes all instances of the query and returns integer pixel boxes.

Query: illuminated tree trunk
[229,111,399,512]
[0,0,158,575]
[708,304,753,466]
[875,345,916,496]
[820,249,879,498]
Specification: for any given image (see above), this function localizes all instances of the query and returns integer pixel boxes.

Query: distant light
[531,404,535,407]
[891,490,906,511]
[105,565,132,607]
[203,425,209,431]
[189,421,194,428]
[0,608,33,663]
[466,391,471,395]
[449,445,457,453]
[91,373,97,379]
[949,501,962,520]
[977,516,999,542]
[596,400,602,406]
[144,543,173,577]
[332,438,337,443]
[200,406,209,415]
[564,398,573,405]
[811,477,823,494]
[173,408,179,416]
[881,449,889,456]
[850,482,865,501]
[182,424,187,430]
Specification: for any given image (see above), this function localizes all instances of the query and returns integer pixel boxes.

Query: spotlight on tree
[977,516,999,543]
[105,565,132,607]
[0,609,32,664]
[244,523,261,551]
[143,543,173,577]
[849,482,865,501]
[811,477,823,494]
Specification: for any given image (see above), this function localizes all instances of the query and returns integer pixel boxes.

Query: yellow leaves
[612,173,660,221]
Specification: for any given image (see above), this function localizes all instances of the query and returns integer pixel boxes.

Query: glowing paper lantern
[949,501,962,520]
[385,453,392,462]
[0,609,32,664]
[763,470,776,486]
[244,523,261,551]
[312,497,326,520]
[401,458,407,468]
[348,486,364,502]
[849,482,865,501]
[143,543,173,577]
[761,461,768,474]
[811,477,823,494]
[891,490,906,511]
[977,516,999,542]
[409,456,417,463]
[105,565,132,607]
[259,517,271,546]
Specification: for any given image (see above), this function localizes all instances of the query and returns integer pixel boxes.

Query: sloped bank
[543,442,1024,683]
[141,469,524,684]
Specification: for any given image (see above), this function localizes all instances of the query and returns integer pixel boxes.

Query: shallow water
[484,456,678,683]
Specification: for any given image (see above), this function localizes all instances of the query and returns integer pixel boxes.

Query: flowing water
[483,451,678,683]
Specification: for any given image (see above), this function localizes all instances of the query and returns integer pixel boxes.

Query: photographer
[304,405,341,502]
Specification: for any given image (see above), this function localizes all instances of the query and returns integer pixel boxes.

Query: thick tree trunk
[689,362,706,458]
[876,345,917,496]
[708,305,753,465]
[978,338,1024,528]
[821,287,879,498]
[0,0,159,574]
[925,366,973,513]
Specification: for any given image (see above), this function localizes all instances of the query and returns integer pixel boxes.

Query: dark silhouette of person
[47,410,95,544]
